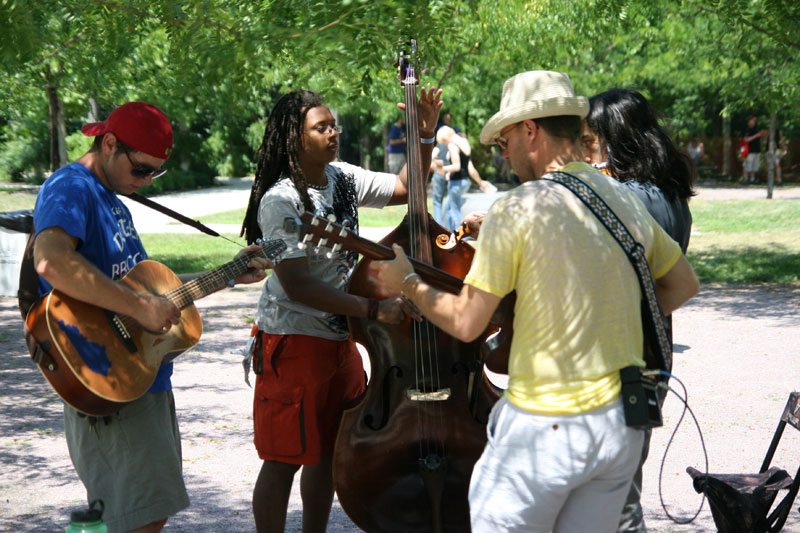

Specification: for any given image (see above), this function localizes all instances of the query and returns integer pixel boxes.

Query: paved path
[3,180,800,531]
[3,282,800,532]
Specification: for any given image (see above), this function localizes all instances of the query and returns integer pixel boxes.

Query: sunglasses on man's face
[124,151,168,179]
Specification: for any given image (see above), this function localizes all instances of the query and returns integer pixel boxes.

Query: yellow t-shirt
[464,162,681,415]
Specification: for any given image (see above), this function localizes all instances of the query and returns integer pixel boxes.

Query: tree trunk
[360,128,372,171]
[766,113,776,199]
[382,122,389,172]
[722,113,731,177]
[45,64,67,172]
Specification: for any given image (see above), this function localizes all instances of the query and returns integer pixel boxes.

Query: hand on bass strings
[232,244,272,285]
[461,211,487,239]
[397,86,443,138]
[377,295,423,324]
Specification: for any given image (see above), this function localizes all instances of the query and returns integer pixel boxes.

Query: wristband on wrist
[367,298,379,321]
[401,272,421,295]
[420,136,435,144]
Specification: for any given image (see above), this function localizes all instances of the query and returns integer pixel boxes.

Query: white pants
[469,397,644,533]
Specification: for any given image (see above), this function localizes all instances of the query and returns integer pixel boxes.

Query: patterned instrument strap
[541,171,672,373]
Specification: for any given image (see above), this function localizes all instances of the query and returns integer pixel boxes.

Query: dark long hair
[586,89,695,200]
[241,89,325,244]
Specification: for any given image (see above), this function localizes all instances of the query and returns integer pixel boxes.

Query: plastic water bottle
[65,500,107,533]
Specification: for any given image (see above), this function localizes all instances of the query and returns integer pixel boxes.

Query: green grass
[687,199,800,283]
[0,191,37,211]
[197,202,423,228]
[140,233,250,274]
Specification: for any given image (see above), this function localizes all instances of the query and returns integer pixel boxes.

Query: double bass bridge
[406,388,451,401]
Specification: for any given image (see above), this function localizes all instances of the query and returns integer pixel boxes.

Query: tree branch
[437,42,479,89]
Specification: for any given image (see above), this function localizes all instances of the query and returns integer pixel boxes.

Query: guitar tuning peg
[255,238,263,245]
[338,226,349,238]
[310,217,321,227]
[325,221,335,233]
[318,237,329,249]
[326,214,337,222]
[298,233,312,250]
[326,243,342,259]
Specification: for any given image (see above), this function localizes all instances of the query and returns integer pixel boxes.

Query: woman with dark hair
[582,88,695,533]
[582,88,694,251]
[241,87,441,532]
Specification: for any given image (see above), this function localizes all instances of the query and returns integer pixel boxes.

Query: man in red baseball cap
[31,102,269,532]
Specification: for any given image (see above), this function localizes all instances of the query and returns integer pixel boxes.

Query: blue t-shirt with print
[388,123,406,154]
[34,162,173,392]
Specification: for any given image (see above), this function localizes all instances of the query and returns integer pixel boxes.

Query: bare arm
[440,143,461,174]
[274,256,418,324]
[33,227,180,332]
[655,254,699,316]
[373,244,501,341]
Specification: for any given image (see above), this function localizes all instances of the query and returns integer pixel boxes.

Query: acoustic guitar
[24,239,285,416]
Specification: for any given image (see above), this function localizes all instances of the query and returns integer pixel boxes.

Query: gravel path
[2,182,800,532]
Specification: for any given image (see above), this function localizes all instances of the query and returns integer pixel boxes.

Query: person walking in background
[374,70,698,531]
[32,102,269,533]
[387,115,407,174]
[430,135,450,227]
[687,136,704,170]
[742,115,767,184]
[240,86,441,533]
[582,88,696,533]
[436,126,495,230]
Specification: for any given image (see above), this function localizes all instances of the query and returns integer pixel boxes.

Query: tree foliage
[1,0,798,183]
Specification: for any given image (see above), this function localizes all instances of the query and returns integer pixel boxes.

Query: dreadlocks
[241,89,325,244]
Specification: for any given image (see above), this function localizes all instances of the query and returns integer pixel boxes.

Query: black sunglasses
[124,151,167,179]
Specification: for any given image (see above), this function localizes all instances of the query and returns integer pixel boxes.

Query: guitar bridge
[105,310,138,354]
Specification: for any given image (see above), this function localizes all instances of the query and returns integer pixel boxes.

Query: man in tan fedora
[373,70,699,531]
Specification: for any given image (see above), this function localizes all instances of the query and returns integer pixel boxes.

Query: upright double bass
[332,41,500,532]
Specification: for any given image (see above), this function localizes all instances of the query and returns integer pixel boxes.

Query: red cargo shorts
[253,331,365,465]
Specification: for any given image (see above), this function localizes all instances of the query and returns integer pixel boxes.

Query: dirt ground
[2,183,800,532]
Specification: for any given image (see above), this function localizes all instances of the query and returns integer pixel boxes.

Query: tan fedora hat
[479,70,588,145]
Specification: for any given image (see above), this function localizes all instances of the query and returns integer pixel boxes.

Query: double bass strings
[402,60,447,463]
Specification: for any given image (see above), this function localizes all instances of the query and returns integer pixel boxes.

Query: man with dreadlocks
[240,87,442,532]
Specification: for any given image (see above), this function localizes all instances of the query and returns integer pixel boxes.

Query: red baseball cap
[81,102,173,160]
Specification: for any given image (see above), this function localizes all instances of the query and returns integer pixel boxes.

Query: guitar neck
[166,241,284,309]
[299,213,464,294]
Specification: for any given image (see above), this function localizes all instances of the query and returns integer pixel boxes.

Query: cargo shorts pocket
[255,385,306,457]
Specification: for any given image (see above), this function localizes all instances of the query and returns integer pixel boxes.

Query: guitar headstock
[283,213,355,259]
[255,238,288,262]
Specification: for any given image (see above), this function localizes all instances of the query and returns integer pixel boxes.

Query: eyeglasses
[309,124,342,135]
[493,123,520,151]
[124,151,167,179]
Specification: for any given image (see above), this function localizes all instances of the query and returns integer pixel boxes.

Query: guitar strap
[540,171,672,374]
[126,192,221,237]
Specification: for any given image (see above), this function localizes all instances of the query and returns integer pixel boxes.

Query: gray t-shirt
[255,161,396,340]
[622,181,692,253]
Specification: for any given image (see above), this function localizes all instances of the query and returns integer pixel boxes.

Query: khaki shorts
[253,332,365,465]
[64,391,189,533]
[744,152,761,173]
